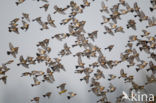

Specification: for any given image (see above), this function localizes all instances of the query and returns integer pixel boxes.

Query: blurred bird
[40,4,49,11]
[7,42,18,58]
[81,0,90,8]
[57,83,67,95]
[15,0,25,6]
[127,19,136,30]
[101,16,110,24]
[104,26,114,36]
[146,17,156,28]
[22,13,30,22]
[31,77,41,87]
[108,74,116,81]
[107,83,116,92]
[47,14,56,28]
[67,92,77,99]
[105,45,114,52]
[145,74,156,85]
[21,20,29,31]
[0,76,7,84]
[31,97,40,103]
[53,5,68,15]
[100,1,109,13]
[43,92,51,98]
[17,55,29,68]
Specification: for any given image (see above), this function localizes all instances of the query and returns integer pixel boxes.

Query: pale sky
[0,0,156,103]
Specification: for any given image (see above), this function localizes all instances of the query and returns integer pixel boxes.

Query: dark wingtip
[7,51,10,55]
[15,2,19,6]
[21,27,24,30]
[80,5,85,9]
[43,95,45,97]
[134,15,137,17]
[80,79,83,81]
[67,5,70,8]
[136,68,139,72]
[17,63,20,66]
[150,7,154,12]
[36,53,40,56]
[139,19,142,22]
[146,69,150,72]
[141,35,144,37]
[67,96,70,99]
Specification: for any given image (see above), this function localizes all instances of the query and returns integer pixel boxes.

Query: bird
[127,19,136,30]
[15,0,25,6]
[43,92,52,98]
[53,5,67,15]
[118,69,127,79]
[104,26,114,36]
[100,1,109,13]
[81,0,90,8]
[17,55,29,68]
[21,20,29,31]
[40,4,49,12]
[47,14,56,28]
[31,97,40,103]
[107,83,116,92]
[22,13,30,22]
[105,45,114,52]
[0,76,7,84]
[31,77,41,87]
[101,16,110,24]
[7,42,19,58]
[57,83,67,95]
[67,92,77,99]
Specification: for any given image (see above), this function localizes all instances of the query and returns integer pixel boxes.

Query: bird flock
[1,0,156,103]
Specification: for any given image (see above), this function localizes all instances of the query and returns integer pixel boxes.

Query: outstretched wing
[9,42,14,50]
[47,14,51,22]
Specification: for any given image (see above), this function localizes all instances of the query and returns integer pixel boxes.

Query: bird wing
[47,14,51,22]
[9,42,14,50]
[101,1,105,8]
[78,56,82,65]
